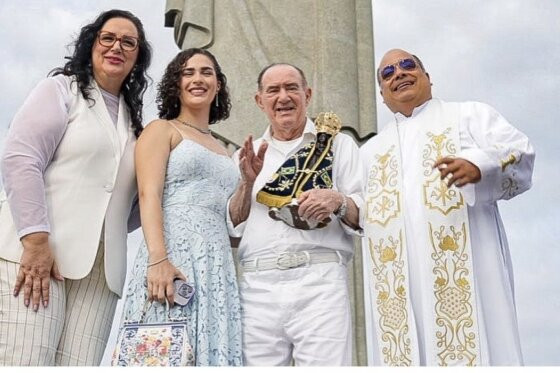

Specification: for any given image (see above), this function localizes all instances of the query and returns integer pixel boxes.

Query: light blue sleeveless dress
[120,136,243,366]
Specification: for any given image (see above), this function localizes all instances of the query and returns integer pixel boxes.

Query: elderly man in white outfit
[227,63,363,366]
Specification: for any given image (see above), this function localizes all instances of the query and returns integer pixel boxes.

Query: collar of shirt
[394,98,433,124]
[261,117,317,156]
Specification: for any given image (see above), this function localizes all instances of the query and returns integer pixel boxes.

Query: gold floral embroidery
[422,128,456,175]
[430,223,478,366]
[366,146,398,194]
[422,129,464,215]
[366,147,401,227]
[368,232,412,366]
[366,145,412,364]
[380,245,397,263]
[457,278,469,289]
[378,291,389,301]
[424,128,479,366]
[439,232,459,252]
[501,153,517,171]
[435,277,447,288]
[499,150,522,197]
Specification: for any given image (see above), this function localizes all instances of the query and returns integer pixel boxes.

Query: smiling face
[378,49,432,117]
[179,53,220,111]
[91,17,139,94]
[255,64,312,140]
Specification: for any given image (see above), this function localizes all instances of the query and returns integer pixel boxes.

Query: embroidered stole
[363,103,481,366]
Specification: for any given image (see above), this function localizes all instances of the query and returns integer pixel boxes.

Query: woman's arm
[1,76,69,237]
[135,120,185,305]
[1,76,69,311]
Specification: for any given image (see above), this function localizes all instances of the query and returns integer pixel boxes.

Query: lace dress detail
[120,139,242,366]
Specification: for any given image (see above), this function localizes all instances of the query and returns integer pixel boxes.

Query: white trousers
[240,261,352,366]
[0,243,118,366]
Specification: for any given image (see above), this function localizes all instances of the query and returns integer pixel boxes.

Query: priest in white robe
[360,48,535,366]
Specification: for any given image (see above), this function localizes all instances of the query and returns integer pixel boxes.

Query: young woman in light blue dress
[119,48,242,366]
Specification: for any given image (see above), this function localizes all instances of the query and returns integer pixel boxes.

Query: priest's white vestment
[360,98,535,366]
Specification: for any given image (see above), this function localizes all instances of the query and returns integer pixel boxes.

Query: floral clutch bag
[112,302,195,366]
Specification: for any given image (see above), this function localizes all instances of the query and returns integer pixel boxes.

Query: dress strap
[168,120,186,139]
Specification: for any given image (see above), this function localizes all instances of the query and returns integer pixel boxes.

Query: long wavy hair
[157,48,231,124]
[50,9,152,137]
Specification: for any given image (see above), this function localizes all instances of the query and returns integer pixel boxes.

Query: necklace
[175,119,211,135]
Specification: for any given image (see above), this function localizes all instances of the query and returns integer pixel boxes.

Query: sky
[0,0,558,366]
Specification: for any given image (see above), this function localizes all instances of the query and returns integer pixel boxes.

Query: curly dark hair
[49,9,152,137]
[157,48,231,124]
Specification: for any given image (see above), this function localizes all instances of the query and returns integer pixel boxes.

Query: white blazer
[0,76,137,297]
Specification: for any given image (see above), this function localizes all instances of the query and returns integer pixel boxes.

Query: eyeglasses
[97,31,139,51]
[379,58,418,81]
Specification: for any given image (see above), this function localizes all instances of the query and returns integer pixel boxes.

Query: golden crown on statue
[315,112,342,136]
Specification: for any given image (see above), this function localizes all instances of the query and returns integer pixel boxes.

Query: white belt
[241,250,344,272]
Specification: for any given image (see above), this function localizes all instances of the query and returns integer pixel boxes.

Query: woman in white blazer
[0,9,152,365]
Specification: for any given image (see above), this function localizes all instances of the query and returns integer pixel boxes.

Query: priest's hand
[434,157,481,187]
[238,135,268,184]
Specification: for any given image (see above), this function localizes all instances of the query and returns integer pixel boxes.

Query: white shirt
[228,118,364,261]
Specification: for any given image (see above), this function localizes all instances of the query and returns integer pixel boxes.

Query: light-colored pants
[0,244,118,366]
[239,261,352,366]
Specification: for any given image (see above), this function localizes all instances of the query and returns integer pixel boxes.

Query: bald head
[377,49,426,83]
[377,49,432,117]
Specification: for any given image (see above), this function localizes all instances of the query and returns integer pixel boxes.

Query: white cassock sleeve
[456,101,535,205]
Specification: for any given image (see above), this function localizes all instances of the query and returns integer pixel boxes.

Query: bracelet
[147,256,168,267]
[334,193,348,219]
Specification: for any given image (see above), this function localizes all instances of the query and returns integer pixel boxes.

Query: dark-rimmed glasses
[97,31,139,51]
[379,58,417,81]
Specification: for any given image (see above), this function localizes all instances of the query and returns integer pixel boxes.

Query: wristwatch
[334,193,348,219]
